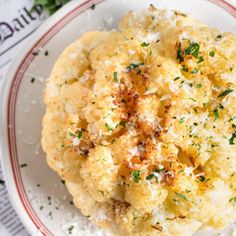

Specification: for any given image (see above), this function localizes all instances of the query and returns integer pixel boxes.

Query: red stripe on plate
[8,0,104,235]
[209,0,236,16]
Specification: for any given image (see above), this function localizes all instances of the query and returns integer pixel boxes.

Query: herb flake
[179,117,185,124]
[229,197,236,204]
[90,3,96,10]
[141,42,150,47]
[229,131,236,145]
[77,130,83,139]
[132,170,141,183]
[126,62,144,72]
[196,83,202,88]
[113,71,118,82]
[174,76,180,81]
[184,42,200,58]
[146,174,154,180]
[177,43,184,62]
[68,225,74,234]
[20,163,28,168]
[209,51,215,57]
[213,109,219,120]
[119,120,126,127]
[218,89,234,98]
[175,192,188,201]
[197,56,204,63]
[105,123,113,132]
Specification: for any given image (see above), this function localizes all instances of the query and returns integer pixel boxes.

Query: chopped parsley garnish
[196,83,202,88]
[146,174,154,180]
[213,109,219,120]
[219,103,224,109]
[44,50,49,56]
[199,176,206,182]
[218,89,234,98]
[191,68,199,74]
[77,130,83,139]
[229,131,236,145]
[126,62,144,72]
[119,120,126,127]
[182,66,189,72]
[229,197,236,204]
[177,43,184,62]
[141,42,150,47]
[20,163,28,168]
[198,175,210,183]
[68,225,74,234]
[0,179,5,185]
[113,72,118,82]
[229,116,236,122]
[155,167,165,173]
[216,34,222,40]
[175,192,188,201]
[179,117,185,124]
[105,123,113,132]
[177,42,200,62]
[90,3,96,10]
[184,42,200,58]
[190,97,197,102]
[174,76,180,81]
[31,77,35,83]
[146,168,165,182]
[197,56,204,63]
[68,131,74,137]
[209,51,215,57]
[132,170,141,183]
[48,211,52,219]
[211,143,218,148]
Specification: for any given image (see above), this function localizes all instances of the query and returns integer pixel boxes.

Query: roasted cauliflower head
[42,6,236,236]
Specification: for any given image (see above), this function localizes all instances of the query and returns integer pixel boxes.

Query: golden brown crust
[42,6,236,236]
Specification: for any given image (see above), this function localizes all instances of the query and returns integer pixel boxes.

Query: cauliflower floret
[125,180,168,210]
[42,6,236,236]
[80,146,118,202]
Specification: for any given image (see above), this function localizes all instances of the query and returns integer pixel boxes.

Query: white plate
[0,0,236,235]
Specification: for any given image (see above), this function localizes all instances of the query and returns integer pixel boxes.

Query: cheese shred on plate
[42,6,236,236]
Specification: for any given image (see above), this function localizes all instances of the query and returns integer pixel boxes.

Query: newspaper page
[0,0,236,235]
[0,0,47,235]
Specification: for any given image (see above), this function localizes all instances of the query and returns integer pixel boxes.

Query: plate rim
[0,0,235,235]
